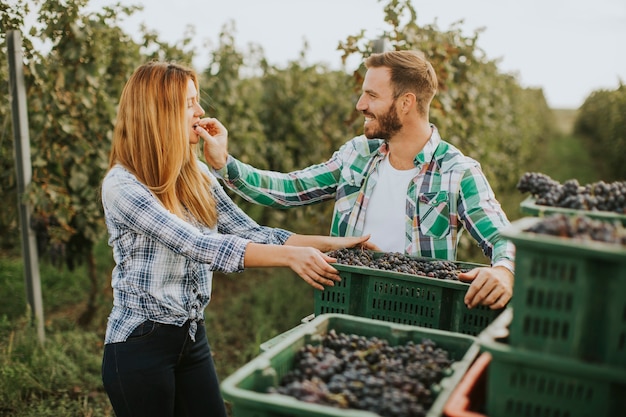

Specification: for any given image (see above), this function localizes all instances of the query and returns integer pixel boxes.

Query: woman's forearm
[284,234,375,253]
[243,242,294,268]
[283,234,336,252]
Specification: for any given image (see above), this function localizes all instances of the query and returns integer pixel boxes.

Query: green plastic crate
[520,196,626,225]
[221,313,480,417]
[314,255,502,336]
[480,334,626,417]
[501,217,626,368]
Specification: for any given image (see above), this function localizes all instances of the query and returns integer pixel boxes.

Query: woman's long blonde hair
[109,61,217,227]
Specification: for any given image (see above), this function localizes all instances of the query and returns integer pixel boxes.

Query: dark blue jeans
[102,320,227,417]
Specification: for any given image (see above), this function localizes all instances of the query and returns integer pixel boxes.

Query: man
[202,50,515,310]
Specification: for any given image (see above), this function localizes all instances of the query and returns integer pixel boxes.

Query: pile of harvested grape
[517,172,626,214]
[327,249,471,281]
[269,329,454,417]
[524,214,626,246]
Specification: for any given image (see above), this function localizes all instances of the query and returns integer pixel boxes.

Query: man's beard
[364,100,403,140]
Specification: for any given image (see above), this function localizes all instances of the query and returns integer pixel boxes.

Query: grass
[0,107,603,416]
[0,315,112,417]
[0,241,114,417]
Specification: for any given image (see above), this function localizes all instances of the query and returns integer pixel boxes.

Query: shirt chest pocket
[418,191,450,238]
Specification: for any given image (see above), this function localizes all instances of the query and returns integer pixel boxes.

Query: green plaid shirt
[214,126,514,272]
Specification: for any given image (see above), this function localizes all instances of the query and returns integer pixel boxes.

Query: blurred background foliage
[574,83,626,181]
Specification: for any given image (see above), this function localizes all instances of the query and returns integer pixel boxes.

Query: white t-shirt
[362,155,419,253]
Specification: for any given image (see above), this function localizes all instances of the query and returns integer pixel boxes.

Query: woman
[101,61,373,417]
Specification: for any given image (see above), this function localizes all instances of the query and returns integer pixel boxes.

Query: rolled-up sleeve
[458,166,515,273]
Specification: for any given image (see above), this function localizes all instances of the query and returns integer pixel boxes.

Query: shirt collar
[415,124,440,166]
[373,124,441,167]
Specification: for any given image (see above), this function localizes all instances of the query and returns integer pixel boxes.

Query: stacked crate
[476,210,626,417]
[241,253,507,416]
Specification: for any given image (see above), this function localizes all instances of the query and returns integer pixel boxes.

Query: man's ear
[400,92,416,114]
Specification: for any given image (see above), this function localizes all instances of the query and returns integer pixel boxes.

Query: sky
[83,0,626,109]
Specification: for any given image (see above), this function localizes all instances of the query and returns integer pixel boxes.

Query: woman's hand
[243,243,341,291]
[244,236,380,291]
[282,236,380,290]
[196,117,228,170]
[285,247,343,291]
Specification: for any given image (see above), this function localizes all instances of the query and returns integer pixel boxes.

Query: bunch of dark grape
[524,214,626,246]
[327,249,470,280]
[269,329,454,417]
[517,172,626,214]
[516,172,562,206]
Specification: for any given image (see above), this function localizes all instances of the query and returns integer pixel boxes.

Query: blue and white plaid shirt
[101,162,292,343]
